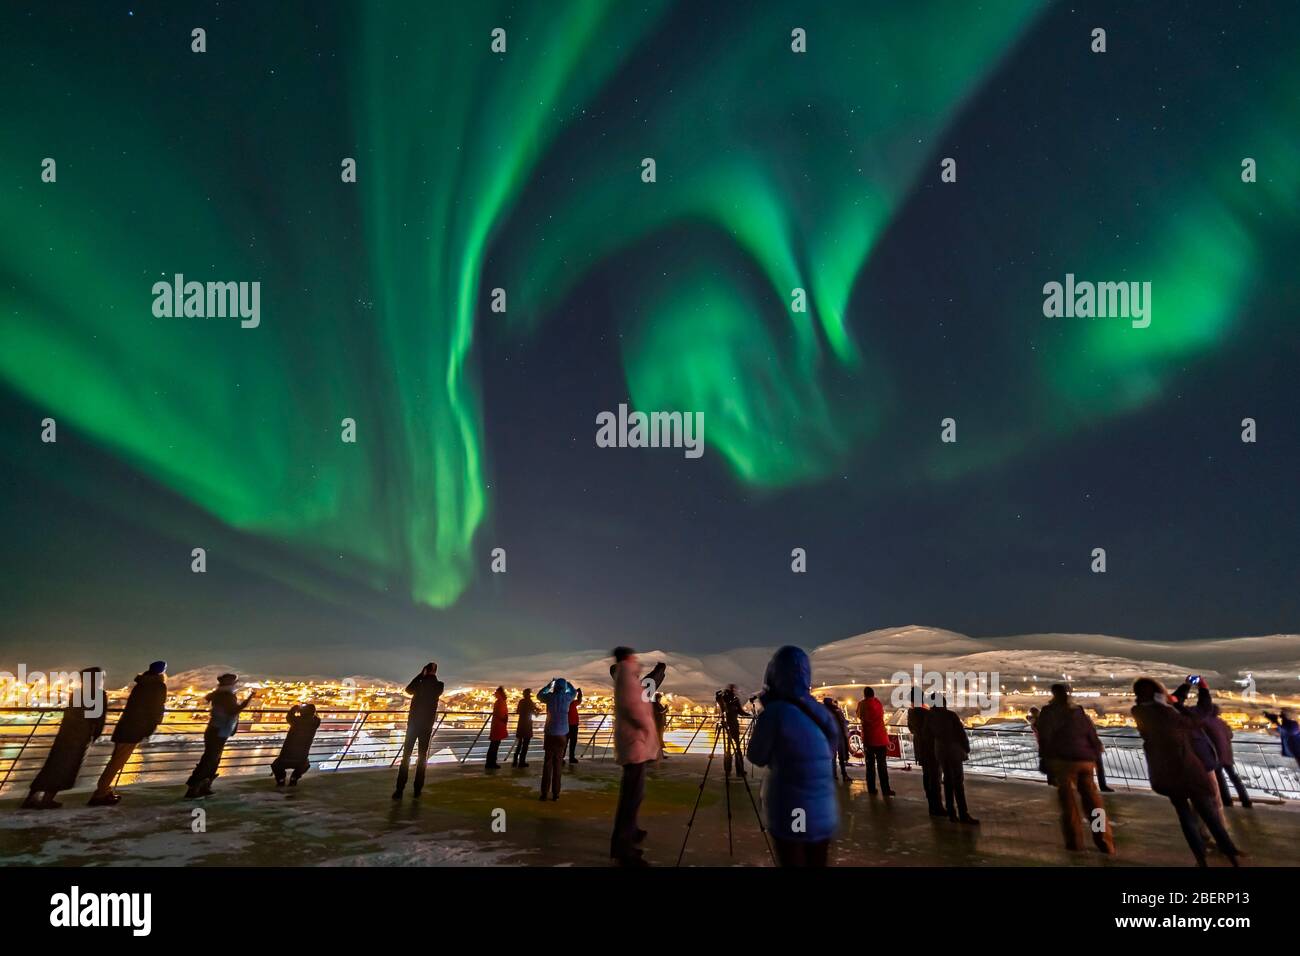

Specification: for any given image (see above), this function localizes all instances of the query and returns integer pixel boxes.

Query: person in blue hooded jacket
[746,645,840,866]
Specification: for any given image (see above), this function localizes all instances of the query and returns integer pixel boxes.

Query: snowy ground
[3,755,1298,867]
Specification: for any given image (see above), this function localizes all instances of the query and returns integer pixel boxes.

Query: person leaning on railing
[23,667,107,810]
[89,660,168,806]
[184,674,257,799]
[1131,677,1240,868]
[1263,708,1300,774]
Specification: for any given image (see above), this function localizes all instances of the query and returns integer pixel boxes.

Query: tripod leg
[675,726,721,867]
[722,724,735,856]
[737,766,778,866]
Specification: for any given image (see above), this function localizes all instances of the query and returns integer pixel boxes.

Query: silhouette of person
[90,660,167,806]
[24,668,106,809]
[486,686,509,770]
[512,688,539,768]
[272,703,321,786]
[393,662,444,800]
[185,674,256,799]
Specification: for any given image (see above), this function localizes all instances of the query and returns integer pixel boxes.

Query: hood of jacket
[761,645,813,703]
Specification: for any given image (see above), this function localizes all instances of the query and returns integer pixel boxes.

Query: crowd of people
[15,650,1299,869]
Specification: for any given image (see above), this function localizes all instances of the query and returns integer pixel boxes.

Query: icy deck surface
[3,755,1297,867]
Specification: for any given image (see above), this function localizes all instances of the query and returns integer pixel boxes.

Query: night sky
[2,1,1297,682]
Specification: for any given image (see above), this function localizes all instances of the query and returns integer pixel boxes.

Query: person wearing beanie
[184,674,257,799]
[89,661,169,806]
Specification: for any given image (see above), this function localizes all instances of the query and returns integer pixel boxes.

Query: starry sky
[1,0,1297,681]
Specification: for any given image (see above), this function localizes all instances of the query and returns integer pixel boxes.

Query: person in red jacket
[485,686,509,771]
[856,687,895,796]
[566,687,583,765]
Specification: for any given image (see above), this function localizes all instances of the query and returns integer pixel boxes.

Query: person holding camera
[272,703,321,786]
[184,673,257,799]
[537,676,578,800]
[717,684,751,777]
[512,688,539,768]
[393,662,444,800]
[1132,676,1240,867]
[1263,708,1300,773]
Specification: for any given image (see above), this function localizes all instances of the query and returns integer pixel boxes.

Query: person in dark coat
[1035,684,1113,853]
[566,687,583,765]
[717,684,751,777]
[822,697,851,783]
[393,662,444,800]
[185,674,257,798]
[90,660,168,806]
[486,686,509,770]
[857,686,895,796]
[652,693,669,760]
[1263,709,1300,773]
[642,662,667,695]
[24,668,107,809]
[1028,706,1053,786]
[929,697,979,825]
[746,646,841,866]
[271,703,321,786]
[1171,682,1222,777]
[512,688,539,768]
[1206,703,1251,808]
[907,691,944,815]
[1131,677,1240,867]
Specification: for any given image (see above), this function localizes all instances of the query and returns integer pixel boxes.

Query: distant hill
[461,625,1300,700]
[105,625,1299,701]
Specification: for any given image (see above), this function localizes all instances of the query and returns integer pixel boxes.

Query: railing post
[461,713,490,763]
[0,709,46,795]
[683,716,706,754]
[581,713,607,759]
[334,711,368,770]
[391,712,444,767]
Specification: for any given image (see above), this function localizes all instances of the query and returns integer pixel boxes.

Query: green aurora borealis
[2,1,1297,657]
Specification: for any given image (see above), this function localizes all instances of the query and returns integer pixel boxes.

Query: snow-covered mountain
[461,625,1300,700]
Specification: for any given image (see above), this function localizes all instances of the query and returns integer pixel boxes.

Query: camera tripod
[676,717,776,866]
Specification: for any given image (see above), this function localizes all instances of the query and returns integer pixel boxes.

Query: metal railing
[4,707,1297,800]
[891,727,1300,800]
[0,707,744,795]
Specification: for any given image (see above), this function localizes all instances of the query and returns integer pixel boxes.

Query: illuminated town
[2,669,1294,737]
